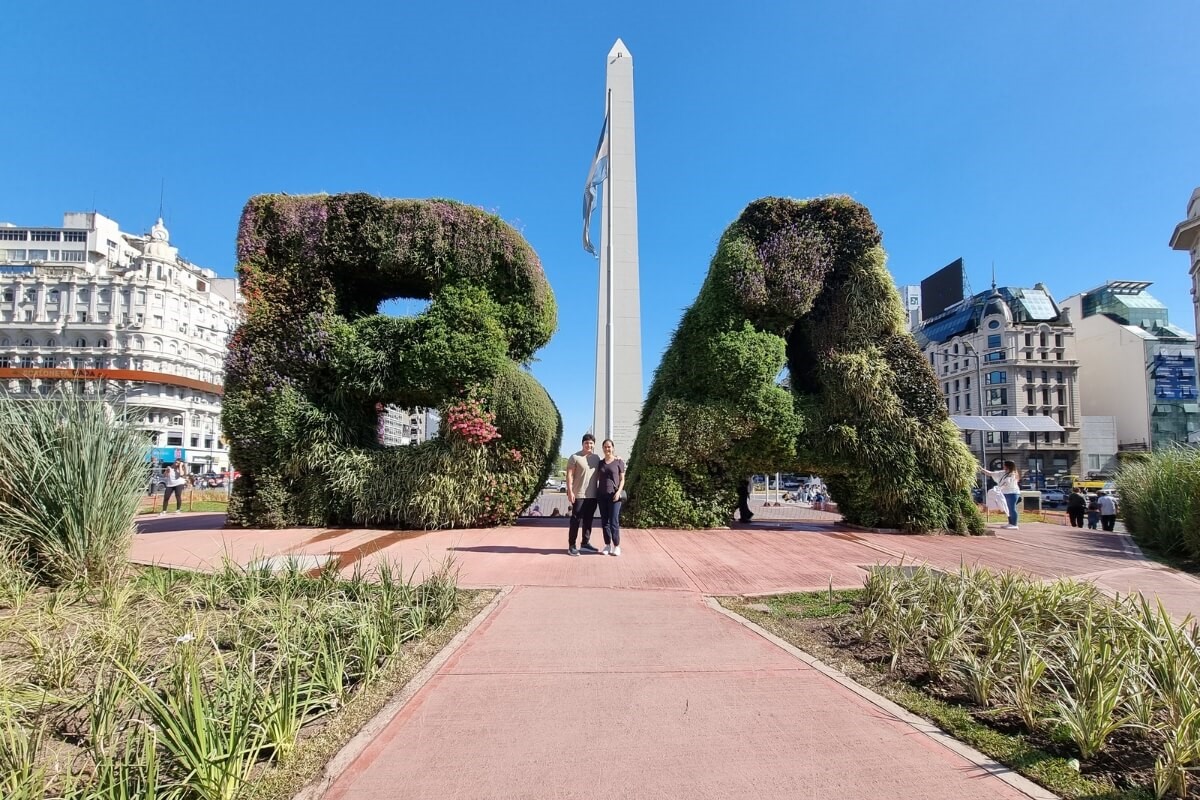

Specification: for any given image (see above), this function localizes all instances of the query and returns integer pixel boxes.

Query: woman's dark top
[599,458,626,497]
[1067,492,1087,510]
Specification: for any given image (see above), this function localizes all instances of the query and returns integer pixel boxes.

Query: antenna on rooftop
[158,179,165,220]
[991,262,997,292]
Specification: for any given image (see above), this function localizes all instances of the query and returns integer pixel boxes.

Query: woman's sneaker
[611,546,621,557]
[1003,524,1019,530]
[601,545,611,555]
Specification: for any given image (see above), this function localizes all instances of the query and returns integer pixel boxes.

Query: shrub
[625,196,982,533]
[224,193,561,528]
[0,388,145,587]
[1117,445,1200,559]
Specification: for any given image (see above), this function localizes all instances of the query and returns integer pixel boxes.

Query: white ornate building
[0,211,240,473]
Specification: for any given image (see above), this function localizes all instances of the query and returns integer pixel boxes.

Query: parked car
[201,471,225,489]
[1040,489,1066,505]
[544,478,567,492]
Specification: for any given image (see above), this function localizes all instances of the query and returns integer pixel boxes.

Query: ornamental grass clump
[0,388,146,587]
[0,557,463,798]
[848,563,1200,795]
[1117,445,1200,560]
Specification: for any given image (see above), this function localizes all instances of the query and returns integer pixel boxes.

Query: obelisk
[593,38,643,450]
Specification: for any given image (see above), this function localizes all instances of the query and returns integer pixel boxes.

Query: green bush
[0,388,145,586]
[625,196,982,533]
[1117,445,1200,558]
[224,193,561,528]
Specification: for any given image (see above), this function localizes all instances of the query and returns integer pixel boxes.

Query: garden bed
[722,567,1200,799]
[0,558,486,800]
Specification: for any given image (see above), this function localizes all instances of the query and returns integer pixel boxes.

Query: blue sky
[4,1,1198,456]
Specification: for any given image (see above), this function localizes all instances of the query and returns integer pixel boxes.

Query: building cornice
[0,367,223,395]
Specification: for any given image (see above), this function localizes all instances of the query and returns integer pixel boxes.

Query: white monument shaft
[593,38,643,450]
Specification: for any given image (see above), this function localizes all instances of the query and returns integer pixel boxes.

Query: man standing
[566,433,602,555]
[1097,491,1119,532]
[1066,488,1087,528]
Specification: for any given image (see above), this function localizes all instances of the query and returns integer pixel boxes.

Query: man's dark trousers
[568,498,598,549]
[1101,514,1117,532]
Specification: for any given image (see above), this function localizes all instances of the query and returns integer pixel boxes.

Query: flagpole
[604,88,614,441]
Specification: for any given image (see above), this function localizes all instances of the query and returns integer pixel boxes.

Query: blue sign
[147,447,188,463]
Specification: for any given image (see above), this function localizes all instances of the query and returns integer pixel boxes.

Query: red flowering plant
[445,399,501,447]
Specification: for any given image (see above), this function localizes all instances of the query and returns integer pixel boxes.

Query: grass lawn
[721,590,1156,800]
[137,500,230,515]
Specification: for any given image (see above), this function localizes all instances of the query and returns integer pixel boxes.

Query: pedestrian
[598,439,627,556]
[1097,491,1119,532]
[980,461,1022,530]
[1066,487,1087,528]
[1086,493,1101,530]
[565,433,602,556]
[735,479,754,523]
[159,460,187,515]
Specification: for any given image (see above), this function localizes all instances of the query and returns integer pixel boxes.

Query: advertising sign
[147,447,187,463]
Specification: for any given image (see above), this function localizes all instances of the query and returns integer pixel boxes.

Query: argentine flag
[582,110,610,255]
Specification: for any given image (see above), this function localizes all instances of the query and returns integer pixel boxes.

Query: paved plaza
[132,514,1200,799]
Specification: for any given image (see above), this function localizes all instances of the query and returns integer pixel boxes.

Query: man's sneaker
[601,545,611,555]
[568,548,580,556]
[156,512,165,517]
[581,543,600,553]
[1003,524,1019,530]
[172,510,183,515]
[611,546,621,557]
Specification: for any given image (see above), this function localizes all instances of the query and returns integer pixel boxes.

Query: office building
[1062,281,1199,452]
[1169,186,1200,386]
[915,283,1082,485]
[0,212,239,472]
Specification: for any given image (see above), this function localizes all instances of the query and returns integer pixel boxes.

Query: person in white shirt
[1097,491,1119,532]
[980,460,1022,530]
[159,461,188,515]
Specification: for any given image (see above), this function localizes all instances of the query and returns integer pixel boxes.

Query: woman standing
[980,461,1022,530]
[159,460,187,515]
[598,439,626,556]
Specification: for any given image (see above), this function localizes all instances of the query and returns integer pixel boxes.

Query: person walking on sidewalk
[735,479,754,523]
[1086,493,1101,530]
[598,439,627,556]
[1097,491,1119,532]
[159,461,187,515]
[566,433,602,556]
[1066,487,1087,528]
[980,461,1022,530]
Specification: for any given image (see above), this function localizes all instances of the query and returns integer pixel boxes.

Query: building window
[19,357,32,368]
[190,436,199,448]
[97,338,108,348]
[61,250,86,262]
[63,231,87,242]
[964,376,971,391]
[964,394,971,410]
[984,351,1005,363]
[1055,334,1064,348]
[167,435,184,447]
[1055,351,1063,360]
[987,388,1007,406]
[985,370,1007,385]
[0,230,28,241]
[23,289,36,303]
[2,289,11,302]
[43,356,55,368]
[30,231,61,242]
[1055,371,1063,382]
[21,338,32,347]
[1041,371,1048,382]
[0,357,7,368]
[1039,331,1048,347]
[28,249,48,261]
[954,379,960,392]
[47,289,60,303]
[987,334,1002,348]
[954,395,960,411]
[78,312,87,322]
[987,320,1000,329]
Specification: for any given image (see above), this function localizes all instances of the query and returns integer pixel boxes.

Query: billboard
[920,258,965,321]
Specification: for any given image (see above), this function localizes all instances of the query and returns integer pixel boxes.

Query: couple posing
[566,433,626,556]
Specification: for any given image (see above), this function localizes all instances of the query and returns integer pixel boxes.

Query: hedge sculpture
[625,196,983,534]
[224,193,561,529]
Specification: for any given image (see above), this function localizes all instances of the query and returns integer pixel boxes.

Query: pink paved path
[129,515,1200,799]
